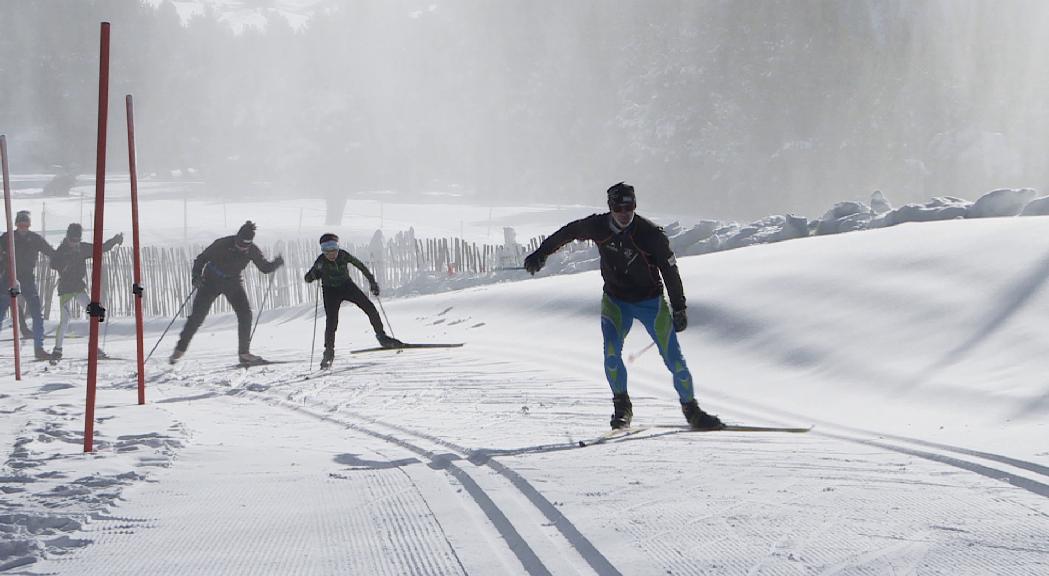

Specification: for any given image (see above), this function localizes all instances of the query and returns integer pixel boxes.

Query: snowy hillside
[2,216,1048,574]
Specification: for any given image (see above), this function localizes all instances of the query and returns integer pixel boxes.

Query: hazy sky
[5,1,1049,221]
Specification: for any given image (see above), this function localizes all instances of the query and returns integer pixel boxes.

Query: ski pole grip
[86,302,106,322]
[7,286,19,297]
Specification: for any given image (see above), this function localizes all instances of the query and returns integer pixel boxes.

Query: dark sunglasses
[611,203,635,213]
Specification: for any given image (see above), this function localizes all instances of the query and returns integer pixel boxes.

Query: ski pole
[249,273,275,344]
[309,281,319,371]
[102,304,109,351]
[145,285,196,362]
[627,341,656,364]
[376,294,395,338]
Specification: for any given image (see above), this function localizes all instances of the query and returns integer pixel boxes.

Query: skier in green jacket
[305,233,402,369]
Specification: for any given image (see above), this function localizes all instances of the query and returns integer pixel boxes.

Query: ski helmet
[66,223,83,240]
[319,233,339,244]
[606,182,636,211]
[15,210,30,225]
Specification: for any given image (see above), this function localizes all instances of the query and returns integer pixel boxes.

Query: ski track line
[37,391,472,576]
[165,364,617,576]
[470,339,1049,501]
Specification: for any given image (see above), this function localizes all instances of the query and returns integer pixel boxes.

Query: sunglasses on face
[611,204,635,213]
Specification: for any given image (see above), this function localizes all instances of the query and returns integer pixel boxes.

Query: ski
[350,343,464,354]
[651,423,813,433]
[577,426,652,447]
[722,424,812,433]
[49,356,129,366]
[231,359,297,369]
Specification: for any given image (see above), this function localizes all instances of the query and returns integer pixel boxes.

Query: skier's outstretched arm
[250,245,284,274]
[102,233,123,252]
[524,217,594,275]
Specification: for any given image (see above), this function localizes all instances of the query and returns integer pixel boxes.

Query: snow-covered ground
[2,213,1048,574]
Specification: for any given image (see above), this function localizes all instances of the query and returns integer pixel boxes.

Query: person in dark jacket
[169,221,284,365]
[0,210,57,359]
[48,223,123,361]
[523,182,723,431]
[305,233,402,369]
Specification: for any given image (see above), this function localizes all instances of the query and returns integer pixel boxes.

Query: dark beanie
[15,210,30,224]
[606,182,636,206]
[66,223,83,240]
[237,221,256,242]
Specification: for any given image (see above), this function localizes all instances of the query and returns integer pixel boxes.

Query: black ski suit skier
[523,182,723,431]
[305,233,401,369]
[48,222,123,361]
[169,221,284,365]
[0,210,57,360]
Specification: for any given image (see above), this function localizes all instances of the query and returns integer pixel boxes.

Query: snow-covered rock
[873,197,970,228]
[815,201,871,235]
[967,188,1038,218]
[669,220,719,253]
[870,190,892,214]
[1019,195,1049,216]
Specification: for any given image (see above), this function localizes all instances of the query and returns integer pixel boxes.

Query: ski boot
[49,346,63,366]
[681,399,724,431]
[320,348,334,370]
[169,347,185,365]
[34,346,52,362]
[96,348,109,360]
[376,332,404,349]
[610,392,633,429]
[238,352,267,367]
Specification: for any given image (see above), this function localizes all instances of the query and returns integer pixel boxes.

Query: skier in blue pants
[524,182,723,430]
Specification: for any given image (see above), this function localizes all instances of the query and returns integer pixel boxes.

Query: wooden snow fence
[31,233,542,320]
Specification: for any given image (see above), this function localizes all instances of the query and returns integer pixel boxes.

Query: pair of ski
[578,423,813,447]
[232,342,464,369]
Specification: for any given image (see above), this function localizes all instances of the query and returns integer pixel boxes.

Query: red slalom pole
[1,135,22,380]
[85,22,110,453]
[126,95,146,404]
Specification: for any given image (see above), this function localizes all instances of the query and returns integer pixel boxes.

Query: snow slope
[2,216,1048,575]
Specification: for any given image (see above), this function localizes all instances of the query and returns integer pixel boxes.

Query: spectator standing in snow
[523,182,723,431]
[0,210,57,360]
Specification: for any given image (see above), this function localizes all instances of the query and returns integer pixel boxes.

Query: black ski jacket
[304,250,377,290]
[0,230,56,282]
[533,213,686,310]
[50,235,122,295]
[193,236,281,283]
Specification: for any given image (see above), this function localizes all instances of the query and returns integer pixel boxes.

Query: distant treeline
[2,0,1048,218]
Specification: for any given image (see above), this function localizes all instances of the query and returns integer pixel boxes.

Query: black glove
[672,309,687,333]
[523,252,546,275]
[304,272,315,283]
[112,233,124,245]
[370,283,380,297]
[191,275,202,288]
[272,255,285,270]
